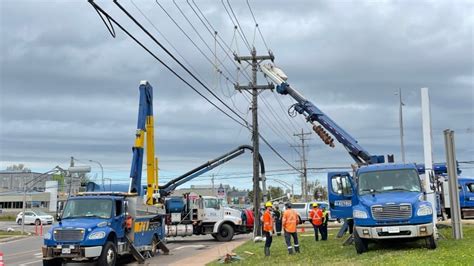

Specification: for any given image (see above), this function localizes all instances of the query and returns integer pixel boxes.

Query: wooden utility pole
[234,48,274,237]
[293,129,311,201]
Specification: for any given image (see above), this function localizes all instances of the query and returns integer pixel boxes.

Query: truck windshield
[358,169,421,195]
[62,199,112,219]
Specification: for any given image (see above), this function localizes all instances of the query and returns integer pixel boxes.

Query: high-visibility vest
[322,210,328,225]
[282,209,298,233]
[309,208,323,226]
[261,209,274,232]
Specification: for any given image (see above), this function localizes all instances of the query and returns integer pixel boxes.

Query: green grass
[0,230,27,239]
[208,226,474,266]
[0,215,16,221]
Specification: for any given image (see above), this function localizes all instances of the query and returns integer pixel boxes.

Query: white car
[16,210,54,225]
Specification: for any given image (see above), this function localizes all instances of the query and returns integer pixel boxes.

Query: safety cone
[301,227,305,233]
[0,251,4,266]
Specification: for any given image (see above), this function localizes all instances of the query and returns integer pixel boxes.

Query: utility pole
[234,47,274,237]
[69,156,74,196]
[211,174,215,196]
[293,129,311,201]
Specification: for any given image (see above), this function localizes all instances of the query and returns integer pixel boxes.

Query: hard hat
[265,201,273,207]
[313,203,319,207]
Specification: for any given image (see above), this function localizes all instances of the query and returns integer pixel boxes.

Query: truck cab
[328,164,436,254]
[443,177,474,219]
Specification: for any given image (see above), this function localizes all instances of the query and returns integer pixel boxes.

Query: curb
[0,235,29,243]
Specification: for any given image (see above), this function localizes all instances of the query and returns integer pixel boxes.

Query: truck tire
[98,241,117,266]
[216,224,234,242]
[425,235,437,249]
[150,236,159,257]
[42,258,62,266]
[354,231,368,254]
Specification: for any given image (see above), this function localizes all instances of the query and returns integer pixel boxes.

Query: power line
[90,1,247,129]
[226,0,252,51]
[90,1,301,174]
[246,0,270,52]
[220,0,252,52]
[154,0,237,84]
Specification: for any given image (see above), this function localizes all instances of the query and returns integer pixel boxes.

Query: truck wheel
[98,241,117,266]
[354,231,368,254]
[150,236,159,257]
[425,235,437,249]
[216,224,234,242]
[43,258,62,266]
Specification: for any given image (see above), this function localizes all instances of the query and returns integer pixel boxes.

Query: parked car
[290,201,333,223]
[16,210,54,225]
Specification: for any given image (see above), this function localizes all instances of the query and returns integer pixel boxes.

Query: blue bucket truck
[261,64,437,253]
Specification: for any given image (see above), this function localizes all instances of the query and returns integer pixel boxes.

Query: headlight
[88,231,106,240]
[44,232,52,240]
[353,210,368,219]
[417,205,432,216]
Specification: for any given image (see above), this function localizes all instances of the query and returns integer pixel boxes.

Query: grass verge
[208,225,474,265]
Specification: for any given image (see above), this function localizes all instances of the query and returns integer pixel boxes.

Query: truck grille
[371,204,412,220]
[54,229,84,242]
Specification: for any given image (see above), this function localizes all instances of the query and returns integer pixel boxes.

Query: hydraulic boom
[158,145,265,198]
[261,64,384,165]
[129,80,158,205]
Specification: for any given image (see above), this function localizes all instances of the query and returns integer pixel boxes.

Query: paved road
[0,221,52,234]
[0,232,250,266]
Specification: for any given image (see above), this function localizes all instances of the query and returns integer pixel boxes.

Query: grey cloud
[1,0,473,189]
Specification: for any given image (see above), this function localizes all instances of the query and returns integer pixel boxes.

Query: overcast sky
[1,0,473,193]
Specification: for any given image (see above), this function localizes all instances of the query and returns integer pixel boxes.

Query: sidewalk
[168,237,249,266]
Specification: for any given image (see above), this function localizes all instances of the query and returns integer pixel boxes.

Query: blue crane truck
[42,81,168,265]
[261,64,437,253]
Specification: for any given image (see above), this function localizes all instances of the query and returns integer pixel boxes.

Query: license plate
[61,248,71,254]
[387,227,400,233]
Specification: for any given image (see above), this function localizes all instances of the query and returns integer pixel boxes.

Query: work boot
[264,247,270,257]
[295,246,300,253]
[288,248,294,255]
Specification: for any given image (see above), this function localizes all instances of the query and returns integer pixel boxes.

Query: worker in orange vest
[261,201,274,256]
[309,203,323,241]
[282,202,300,254]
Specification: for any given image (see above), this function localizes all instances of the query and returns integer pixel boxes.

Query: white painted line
[34,253,42,256]
[19,260,42,266]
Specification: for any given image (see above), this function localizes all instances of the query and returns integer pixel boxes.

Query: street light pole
[89,160,104,191]
[396,88,406,163]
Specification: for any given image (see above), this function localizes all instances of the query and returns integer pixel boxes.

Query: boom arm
[129,81,158,205]
[261,64,384,165]
[158,145,265,197]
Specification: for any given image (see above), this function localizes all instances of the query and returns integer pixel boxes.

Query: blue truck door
[112,199,125,238]
[463,181,474,208]
[328,172,353,219]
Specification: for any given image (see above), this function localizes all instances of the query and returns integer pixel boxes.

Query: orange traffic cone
[0,251,4,266]
[301,227,305,233]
